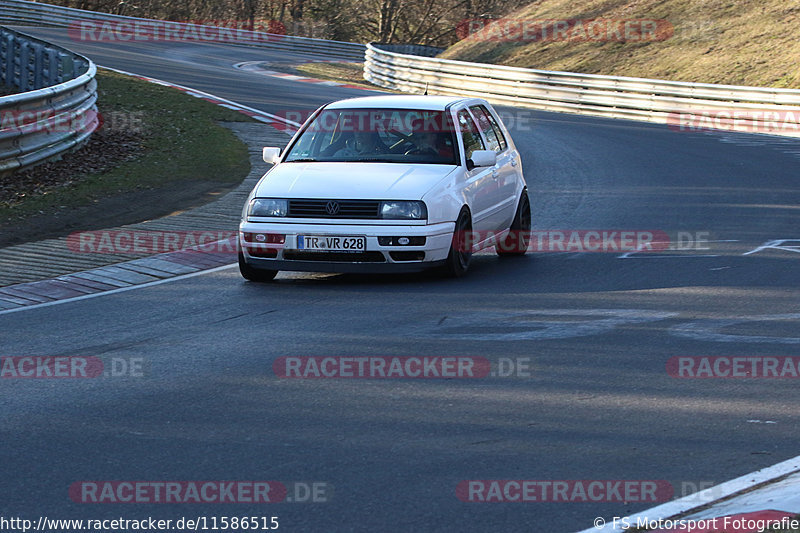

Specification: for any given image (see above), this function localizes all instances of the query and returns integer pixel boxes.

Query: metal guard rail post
[0,25,98,175]
[364,43,800,138]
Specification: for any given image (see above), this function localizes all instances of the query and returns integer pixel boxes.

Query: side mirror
[262,147,281,164]
[466,150,496,170]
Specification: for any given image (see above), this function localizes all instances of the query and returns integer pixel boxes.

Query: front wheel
[238,250,278,282]
[442,208,472,278]
[497,191,531,257]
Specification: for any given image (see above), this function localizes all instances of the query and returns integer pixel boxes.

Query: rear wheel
[497,191,531,257]
[442,208,472,278]
[238,250,278,282]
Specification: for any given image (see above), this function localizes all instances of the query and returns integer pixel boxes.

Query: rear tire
[497,190,531,257]
[238,250,278,282]
[442,208,472,278]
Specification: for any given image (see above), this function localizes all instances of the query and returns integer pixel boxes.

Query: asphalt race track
[2,27,799,532]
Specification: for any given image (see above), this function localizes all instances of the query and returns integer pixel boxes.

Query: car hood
[254,162,458,199]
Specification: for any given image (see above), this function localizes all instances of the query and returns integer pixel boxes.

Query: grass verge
[439,0,800,88]
[0,68,253,229]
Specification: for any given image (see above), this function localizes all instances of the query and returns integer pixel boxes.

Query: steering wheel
[404,147,438,156]
[388,130,414,150]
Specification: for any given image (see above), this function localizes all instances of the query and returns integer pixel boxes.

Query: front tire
[497,190,531,257]
[238,250,278,282]
[442,208,472,278]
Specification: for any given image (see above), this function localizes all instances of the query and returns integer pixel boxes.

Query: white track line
[0,68,308,317]
[100,66,302,128]
[578,454,800,532]
[0,264,236,317]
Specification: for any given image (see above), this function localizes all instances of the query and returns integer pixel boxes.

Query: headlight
[379,201,427,220]
[248,198,288,217]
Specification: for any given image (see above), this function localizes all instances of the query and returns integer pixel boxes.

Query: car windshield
[284,108,458,165]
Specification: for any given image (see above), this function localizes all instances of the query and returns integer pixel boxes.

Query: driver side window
[457,109,485,161]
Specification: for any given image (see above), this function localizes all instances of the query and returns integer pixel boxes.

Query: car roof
[325,95,472,111]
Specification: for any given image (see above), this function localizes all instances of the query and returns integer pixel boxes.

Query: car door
[455,107,496,239]
[469,104,519,231]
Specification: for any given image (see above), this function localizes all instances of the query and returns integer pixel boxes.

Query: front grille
[288,199,380,219]
[283,251,386,263]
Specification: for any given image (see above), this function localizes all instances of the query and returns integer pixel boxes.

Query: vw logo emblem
[325,201,340,215]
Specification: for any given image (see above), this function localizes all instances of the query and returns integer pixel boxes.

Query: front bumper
[239,220,455,273]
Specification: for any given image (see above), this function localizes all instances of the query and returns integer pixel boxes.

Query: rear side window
[471,105,508,152]
[457,109,485,160]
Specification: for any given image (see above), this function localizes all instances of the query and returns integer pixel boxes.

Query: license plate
[297,235,366,252]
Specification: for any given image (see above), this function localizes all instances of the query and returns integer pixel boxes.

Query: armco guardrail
[365,43,800,137]
[0,25,98,175]
[0,0,366,61]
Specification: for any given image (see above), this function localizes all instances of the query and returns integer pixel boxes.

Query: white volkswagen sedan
[238,95,530,281]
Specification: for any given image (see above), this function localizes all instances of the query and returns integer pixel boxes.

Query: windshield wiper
[353,158,399,163]
[285,158,319,162]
